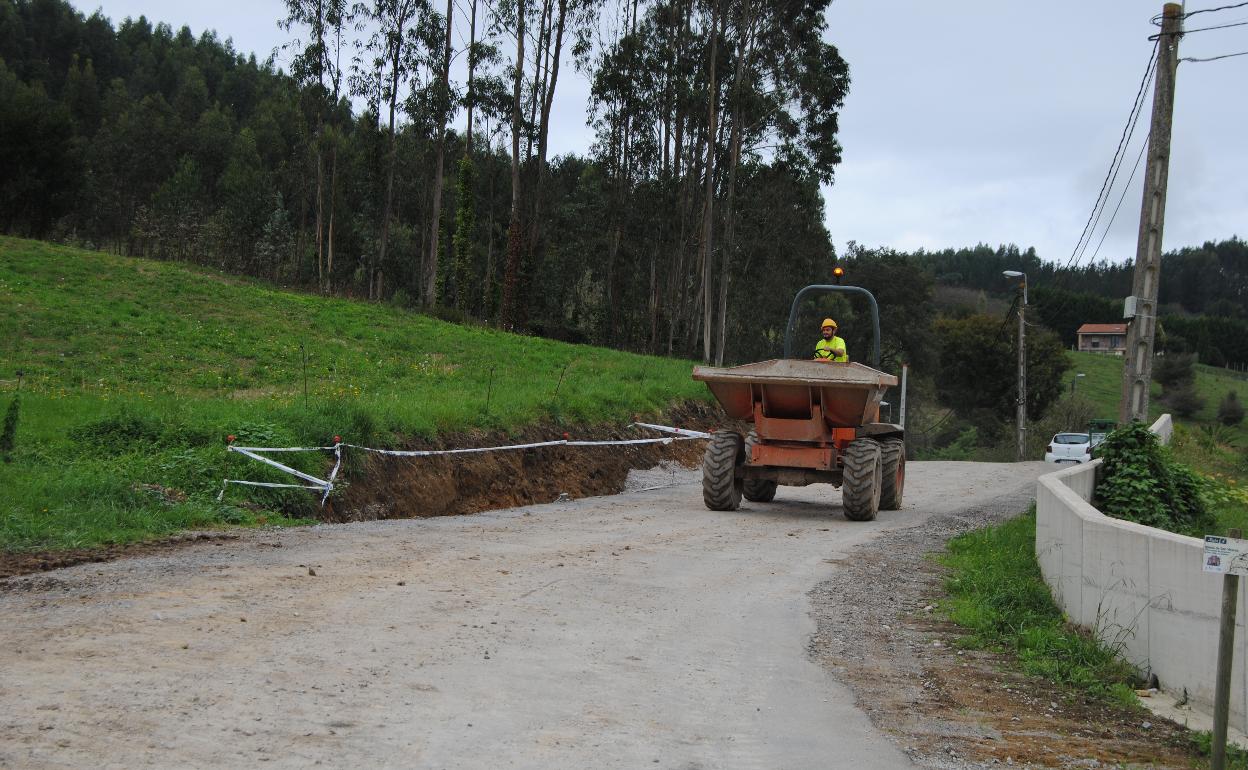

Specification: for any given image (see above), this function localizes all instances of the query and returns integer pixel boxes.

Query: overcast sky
[73,0,1248,265]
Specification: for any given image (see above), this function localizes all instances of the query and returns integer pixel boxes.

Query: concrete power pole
[1120,2,1183,424]
[1016,287,1027,462]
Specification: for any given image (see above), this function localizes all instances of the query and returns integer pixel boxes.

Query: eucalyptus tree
[352,0,429,300]
[279,0,352,291]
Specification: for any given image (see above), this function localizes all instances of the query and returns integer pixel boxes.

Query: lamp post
[1004,270,1027,462]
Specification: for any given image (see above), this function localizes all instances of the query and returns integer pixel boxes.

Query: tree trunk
[525,0,552,165]
[699,0,723,362]
[425,0,455,308]
[464,0,477,153]
[714,4,753,366]
[499,0,527,328]
[526,0,567,300]
[376,38,403,302]
[315,136,324,292]
[326,143,337,293]
[483,131,499,317]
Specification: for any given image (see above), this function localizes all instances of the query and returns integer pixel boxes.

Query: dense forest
[0,0,849,366]
[1,0,1243,374]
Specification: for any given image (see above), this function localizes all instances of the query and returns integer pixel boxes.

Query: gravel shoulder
[2,461,1045,769]
[808,474,1198,769]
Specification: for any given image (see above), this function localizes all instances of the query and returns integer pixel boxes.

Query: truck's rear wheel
[742,431,777,503]
[880,438,905,510]
[703,430,744,511]
[841,439,882,521]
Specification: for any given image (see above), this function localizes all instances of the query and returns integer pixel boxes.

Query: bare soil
[808,495,1201,769]
[330,401,718,523]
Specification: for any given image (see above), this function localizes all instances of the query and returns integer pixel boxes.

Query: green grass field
[1063,351,1248,445]
[1061,350,1248,534]
[0,237,706,551]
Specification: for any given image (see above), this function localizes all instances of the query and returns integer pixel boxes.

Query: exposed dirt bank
[329,401,718,523]
[0,402,719,579]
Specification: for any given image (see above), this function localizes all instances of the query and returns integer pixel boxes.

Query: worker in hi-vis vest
[813,318,848,362]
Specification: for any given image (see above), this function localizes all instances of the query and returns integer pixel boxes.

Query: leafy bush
[1153,353,1196,389]
[1093,422,1213,534]
[0,393,18,460]
[69,410,163,450]
[922,426,980,460]
[1218,390,1245,427]
[1164,385,1205,418]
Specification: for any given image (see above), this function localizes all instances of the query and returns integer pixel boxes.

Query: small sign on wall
[1204,535,1248,575]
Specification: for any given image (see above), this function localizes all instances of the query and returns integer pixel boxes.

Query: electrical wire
[1151,1,1248,26]
[1060,41,1158,273]
[1032,36,1159,332]
[1183,1,1248,18]
[1182,49,1248,61]
[1152,19,1248,37]
[1084,132,1150,266]
[1068,60,1152,271]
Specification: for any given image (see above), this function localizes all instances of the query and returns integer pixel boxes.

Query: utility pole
[1004,271,1027,461]
[1016,289,1027,462]
[1121,2,1182,424]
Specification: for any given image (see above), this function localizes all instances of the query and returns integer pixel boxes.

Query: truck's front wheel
[879,438,905,510]
[841,439,882,521]
[703,431,744,511]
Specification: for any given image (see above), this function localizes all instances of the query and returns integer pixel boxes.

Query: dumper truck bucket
[692,359,896,427]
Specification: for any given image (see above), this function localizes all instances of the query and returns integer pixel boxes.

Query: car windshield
[1054,434,1089,445]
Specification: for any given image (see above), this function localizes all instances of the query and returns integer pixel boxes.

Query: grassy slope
[1062,350,1248,532]
[1064,351,1248,445]
[0,237,706,551]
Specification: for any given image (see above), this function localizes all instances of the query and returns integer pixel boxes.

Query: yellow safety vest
[814,336,848,362]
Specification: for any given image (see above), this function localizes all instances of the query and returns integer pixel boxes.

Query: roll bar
[782,285,881,369]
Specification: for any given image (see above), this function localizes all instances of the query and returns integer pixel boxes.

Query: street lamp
[1003,270,1028,462]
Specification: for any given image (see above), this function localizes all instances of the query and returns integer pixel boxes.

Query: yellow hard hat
[821,318,837,330]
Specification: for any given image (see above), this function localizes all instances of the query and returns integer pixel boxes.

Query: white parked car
[1044,432,1092,464]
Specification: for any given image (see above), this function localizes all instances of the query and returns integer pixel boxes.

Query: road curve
[0,461,1048,769]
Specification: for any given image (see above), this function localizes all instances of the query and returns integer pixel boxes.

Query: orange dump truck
[692,285,905,521]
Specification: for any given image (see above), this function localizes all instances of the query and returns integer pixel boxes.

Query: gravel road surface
[0,461,1047,769]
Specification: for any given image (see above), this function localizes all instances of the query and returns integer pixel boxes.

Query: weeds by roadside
[939,507,1142,703]
[1190,730,1248,769]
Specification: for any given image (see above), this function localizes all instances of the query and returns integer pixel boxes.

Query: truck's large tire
[879,438,905,510]
[742,431,778,503]
[703,430,744,511]
[841,438,882,521]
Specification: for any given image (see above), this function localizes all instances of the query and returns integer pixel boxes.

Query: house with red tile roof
[1077,323,1128,355]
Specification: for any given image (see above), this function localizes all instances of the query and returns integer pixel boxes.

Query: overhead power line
[1183,1,1248,18]
[1034,37,1158,330]
[1182,49,1248,62]
[1062,40,1158,272]
[1084,132,1150,265]
[1153,18,1248,37]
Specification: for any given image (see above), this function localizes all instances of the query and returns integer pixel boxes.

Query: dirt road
[0,461,1046,769]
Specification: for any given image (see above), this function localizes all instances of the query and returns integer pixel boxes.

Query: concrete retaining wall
[1035,414,1243,730]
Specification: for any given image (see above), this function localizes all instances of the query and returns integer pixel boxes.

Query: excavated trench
[0,402,724,579]
[329,401,721,522]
